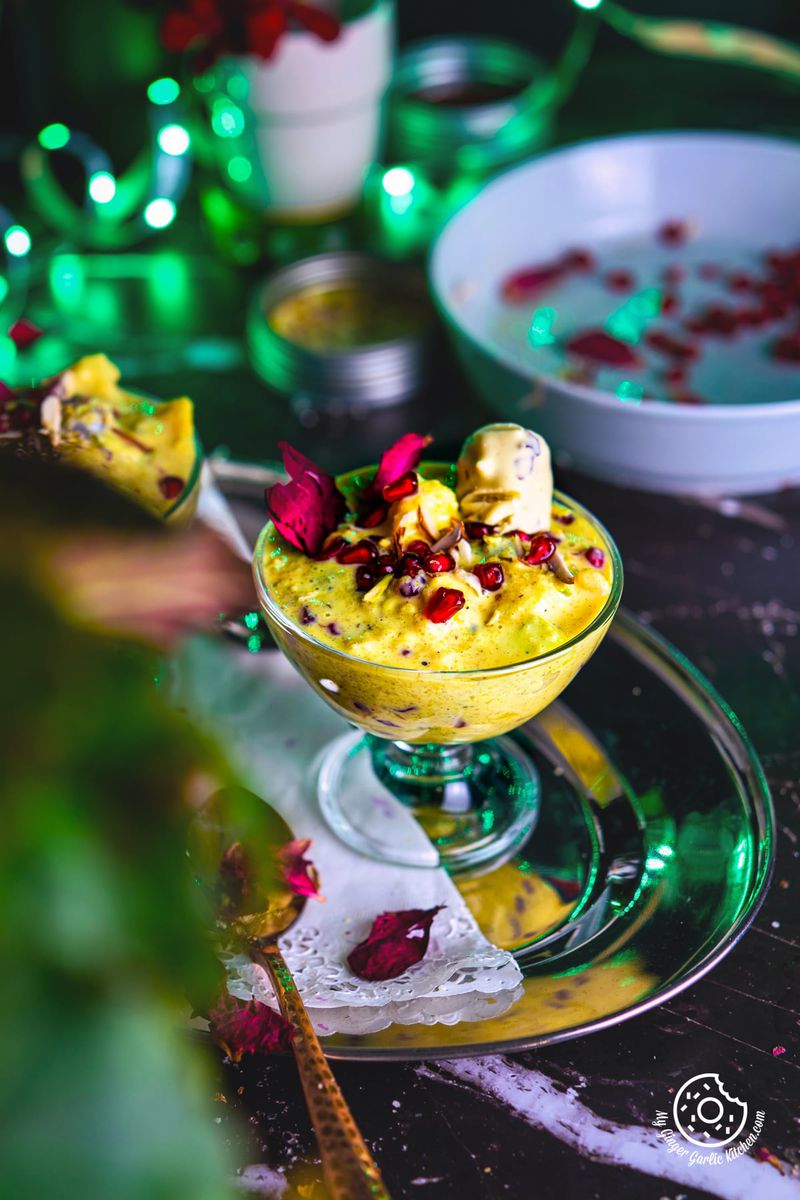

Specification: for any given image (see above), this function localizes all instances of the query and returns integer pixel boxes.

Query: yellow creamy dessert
[255,425,621,744]
[7,354,198,521]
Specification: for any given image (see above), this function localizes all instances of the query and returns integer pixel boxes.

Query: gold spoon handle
[254,944,391,1200]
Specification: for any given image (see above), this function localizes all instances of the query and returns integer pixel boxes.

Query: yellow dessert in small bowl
[3,353,201,525]
[254,424,622,871]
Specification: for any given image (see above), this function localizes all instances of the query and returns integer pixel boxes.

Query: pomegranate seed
[566,329,641,367]
[361,505,388,529]
[501,261,565,303]
[382,471,418,502]
[424,552,455,573]
[474,562,504,591]
[406,539,430,557]
[513,529,533,542]
[658,219,689,246]
[562,247,595,272]
[585,547,605,568]
[526,534,557,565]
[395,553,423,578]
[464,522,496,540]
[316,535,346,561]
[355,565,376,592]
[555,513,575,526]
[159,475,184,500]
[662,264,685,285]
[698,305,738,337]
[375,554,396,577]
[425,586,466,623]
[338,540,377,565]
[605,269,635,292]
[661,292,680,316]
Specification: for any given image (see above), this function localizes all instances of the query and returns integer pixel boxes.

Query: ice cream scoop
[456,422,552,534]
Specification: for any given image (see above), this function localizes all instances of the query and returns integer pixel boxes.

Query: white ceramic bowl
[430,132,800,495]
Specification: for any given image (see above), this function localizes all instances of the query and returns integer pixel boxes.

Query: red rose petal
[290,2,341,42]
[425,587,465,623]
[8,319,43,350]
[562,247,595,272]
[247,6,288,60]
[565,329,641,368]
[347,906,444,982]
[208,994,293,1062]
[369,433,432,500]
[265,443,345,557]
[501,261,566,303]
[604,269,635,292]
[278,838,322,899]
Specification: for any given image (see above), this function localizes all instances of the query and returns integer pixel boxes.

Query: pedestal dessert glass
[253,473,622,873]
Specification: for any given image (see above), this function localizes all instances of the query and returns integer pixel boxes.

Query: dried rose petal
[265,443,345,557]
[8,319,43,350]
[771,332,800,362]
[658,219,689,246]
[562,247,595,272]
[368,433,432,500]
[278,838,321,899]
[159,475,185,501]
[604,269,635,292]
[209,994,293,1062]
[347,906,444,981]
[315,535,346,561]
[383,470,418,502]
[425,587,465,623]
[474,562,504,591]
[645,329,699,361]
[291,3,341,42]
[526,533,557,564]
[501,261,566,303]
[565,330,641,368]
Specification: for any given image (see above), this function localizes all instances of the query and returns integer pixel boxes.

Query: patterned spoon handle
[254,943,391,1200]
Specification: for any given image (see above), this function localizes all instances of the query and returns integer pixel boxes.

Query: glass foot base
[317,731,540,873]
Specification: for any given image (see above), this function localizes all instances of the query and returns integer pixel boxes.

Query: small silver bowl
[389,37,553,182]
[248,252,433,411]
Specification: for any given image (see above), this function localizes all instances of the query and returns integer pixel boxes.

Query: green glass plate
[215,461,774,1061]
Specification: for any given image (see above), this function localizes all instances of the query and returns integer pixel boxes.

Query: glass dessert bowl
[253,427,622,872]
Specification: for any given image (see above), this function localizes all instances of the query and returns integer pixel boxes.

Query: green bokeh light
[157,124,191,156]
[144,198,176,229]
[38,122,71,150]
[573,0,603,8]
[211,99,245,138]
[0,277,8,305]
[88,171,117,204]
[227,156,253,183]
[616,380,644,404]
[147,77,181,106]
[529,307,557,347]
[382,167,415,198]
[5,226,32,256]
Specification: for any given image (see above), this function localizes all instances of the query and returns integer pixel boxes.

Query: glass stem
[369,738,478,814]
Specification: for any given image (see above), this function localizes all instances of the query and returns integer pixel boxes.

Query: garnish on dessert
[260,423,614,671]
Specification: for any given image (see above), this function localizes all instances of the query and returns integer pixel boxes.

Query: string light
[22,79,192,247]
[88,170,117,204]
[144,198,177,229]
[157,124,191,156]
[5,226,32,257]
[38,123,71,151]
[147,77,181,106]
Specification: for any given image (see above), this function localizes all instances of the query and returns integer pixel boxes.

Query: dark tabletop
[15,40,800,1198]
